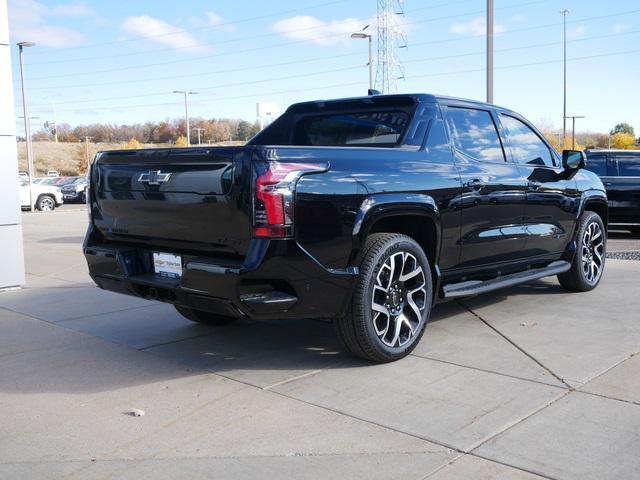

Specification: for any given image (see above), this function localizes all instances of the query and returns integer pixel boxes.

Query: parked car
[47,170,60,177]
[52,176,77,186]
[33,176,63,185]
[83,93,607,362]
[19,177,64,211]
[61,177,88,203]
[584,149,640,234]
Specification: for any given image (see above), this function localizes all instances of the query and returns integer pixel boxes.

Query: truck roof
[585,149,640,154]
[286,93,518,116]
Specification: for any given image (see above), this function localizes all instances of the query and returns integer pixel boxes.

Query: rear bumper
[83,226,356,320]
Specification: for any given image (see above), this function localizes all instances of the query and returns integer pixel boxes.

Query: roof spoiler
[368,89,381,96]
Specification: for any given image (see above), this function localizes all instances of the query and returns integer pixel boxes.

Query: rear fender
[351,193,442,268]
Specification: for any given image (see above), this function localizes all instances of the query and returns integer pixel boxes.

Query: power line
[33,47,640,115]
[23,10,640,94]
[25,0,351,56]
[28,0,479,66]
[24,0,555,79]
[404,29,640,67]
[27,52,361,92]
[29,28,640,109]
[29,64,363,107]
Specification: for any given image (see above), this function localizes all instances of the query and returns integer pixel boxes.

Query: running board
[442,260,571,298]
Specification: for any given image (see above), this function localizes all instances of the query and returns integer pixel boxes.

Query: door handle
[528,181,542,190]
[603,182,612,187]
[464,179,485,190]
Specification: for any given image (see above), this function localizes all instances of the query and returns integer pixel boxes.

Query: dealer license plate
[153,252,182,278]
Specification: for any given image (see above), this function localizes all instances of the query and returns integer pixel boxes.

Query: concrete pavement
[0,208,638,479]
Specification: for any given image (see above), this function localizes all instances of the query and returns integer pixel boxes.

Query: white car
[19,178,64,211]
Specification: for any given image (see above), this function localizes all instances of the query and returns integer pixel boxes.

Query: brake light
[253,161,326,238]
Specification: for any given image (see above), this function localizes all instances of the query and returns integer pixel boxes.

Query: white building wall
[0,0,25,289]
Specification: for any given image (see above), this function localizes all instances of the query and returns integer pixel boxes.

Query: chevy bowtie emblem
[138,170,171,185]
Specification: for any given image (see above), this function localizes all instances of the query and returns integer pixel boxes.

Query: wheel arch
[580,191,608,229]
[351,193,442,278]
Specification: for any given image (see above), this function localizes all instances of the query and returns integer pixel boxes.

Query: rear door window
[293,111,409,146]
[614,154,640,177]
[499,114,555,167]
[585,153,608,176]
[444,107,505,162]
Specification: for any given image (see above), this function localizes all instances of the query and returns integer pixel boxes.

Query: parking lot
[1,206,639,480]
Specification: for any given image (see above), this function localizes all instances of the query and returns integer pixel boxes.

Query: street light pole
[486,0,494,103]
[17,41,36,211]
[564,115,585,150]
[350,26,373,91]
[173,90,199,146]
[368,33,372,91]
[51,99,58,143]
[560,9,569,147]
[194,127,205,145]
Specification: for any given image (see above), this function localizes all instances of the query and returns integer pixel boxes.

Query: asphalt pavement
[0,207,638,480]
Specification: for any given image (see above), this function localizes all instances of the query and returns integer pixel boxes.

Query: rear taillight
[253,161,327,238]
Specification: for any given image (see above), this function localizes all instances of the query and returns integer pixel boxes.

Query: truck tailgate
[91,147,254,256]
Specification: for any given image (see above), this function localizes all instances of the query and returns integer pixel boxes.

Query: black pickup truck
[84,93,608,362]
[584,149,640,234]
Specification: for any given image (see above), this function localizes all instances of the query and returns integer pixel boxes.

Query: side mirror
[562,150,586,171]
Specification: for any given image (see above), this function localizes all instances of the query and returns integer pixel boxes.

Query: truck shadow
[0,278,568,396]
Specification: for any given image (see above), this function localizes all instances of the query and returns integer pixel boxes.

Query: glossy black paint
[584,150,640,227]
[84,94,607,321]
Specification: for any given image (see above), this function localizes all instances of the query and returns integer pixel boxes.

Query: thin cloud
[49,2,94,17]
[450,17,506,36]
[612,23,629,34]
[205,11,235,32]
[568,24,588,39]
[8,0,89,47]
[272,15,366,46]
[121,15,209,53]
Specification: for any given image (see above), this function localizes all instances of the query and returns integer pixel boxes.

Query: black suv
[84,94,608,362]
[585,149,640,234]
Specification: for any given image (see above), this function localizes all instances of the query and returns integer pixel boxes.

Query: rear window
[293,111,409,147]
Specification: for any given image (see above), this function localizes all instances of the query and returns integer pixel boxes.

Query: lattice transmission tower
[375,0,407,93]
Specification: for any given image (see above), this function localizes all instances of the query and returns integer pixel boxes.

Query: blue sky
[7,0,640,135]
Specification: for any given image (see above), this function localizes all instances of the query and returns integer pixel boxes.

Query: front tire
[35,195,56,212]
[558,211,606,292]
[174,305,238,325]
[335,233,433,363]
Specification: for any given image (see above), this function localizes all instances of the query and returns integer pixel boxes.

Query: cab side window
[614,154,640,177]
[444,107,505,162]
[584,153,608,176]
[500,114,555,167]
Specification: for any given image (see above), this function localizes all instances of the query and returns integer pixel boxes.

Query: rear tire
[334,233,433,363]
[174,305,238,325]
[35,195,56,212]
[558,211,606,292]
